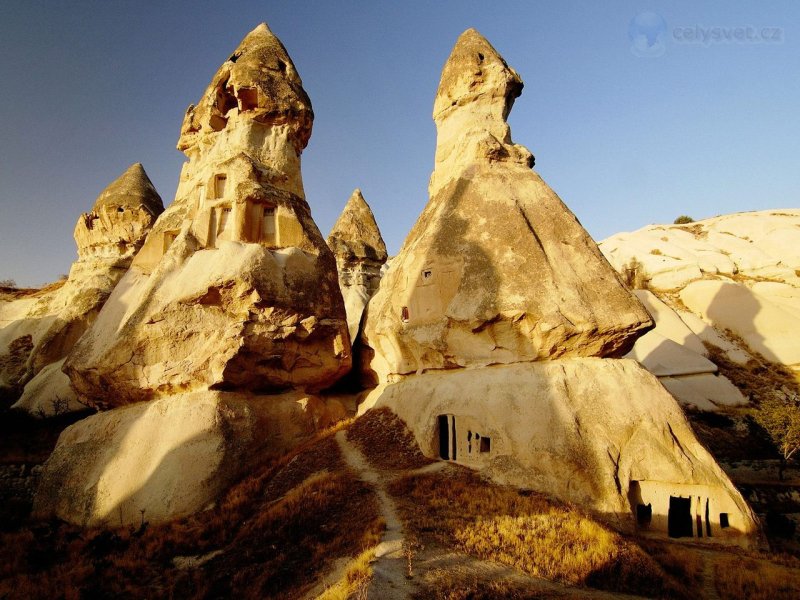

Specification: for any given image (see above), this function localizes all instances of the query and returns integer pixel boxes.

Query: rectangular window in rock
[213,174,227,199]
[479,436,491,453]
[720,513,730,529]
[262,206,276,244]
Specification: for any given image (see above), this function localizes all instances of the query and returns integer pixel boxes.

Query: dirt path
[335,430,415,599]
[335,430,649,599]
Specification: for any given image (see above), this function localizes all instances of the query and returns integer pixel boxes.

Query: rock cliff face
[360,30,652,383]
[327,189,387,344]
[64,23,350,409]
[1,164,163,415]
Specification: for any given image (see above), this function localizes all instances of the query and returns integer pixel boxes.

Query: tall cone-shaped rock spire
[360,29,653,381]
[327,189,387,343]
[64,24,350,408]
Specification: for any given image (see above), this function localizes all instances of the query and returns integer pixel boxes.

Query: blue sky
[1,1,798,286]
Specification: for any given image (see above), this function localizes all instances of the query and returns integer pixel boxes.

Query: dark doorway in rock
[720,513,730,529]
[437,414,457,461]
[636,503,652,527]
[479,436,491,453]
[668,496,693,538]
[706,499,711,537]
[438,415,450,460]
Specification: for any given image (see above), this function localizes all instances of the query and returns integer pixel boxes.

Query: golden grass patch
[389,468,692,598]
[714,556,800,599]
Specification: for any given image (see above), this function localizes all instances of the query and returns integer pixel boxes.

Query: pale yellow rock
[633,290,707,355]
[680,279,800,369]
[327,189,387,344]
[359,359,757,544]
[599,210,800,291]
[12,359,85,417]
[675,309,753,365]
[0,165,163,410]
[661,373,748,411]
[65,24,350,408]
[360,30,652,382]
[33,390,340,526]
[626,332,717,377]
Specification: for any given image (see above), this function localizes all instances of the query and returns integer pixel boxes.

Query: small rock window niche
[213,174,227,199]
[401,306,410,322]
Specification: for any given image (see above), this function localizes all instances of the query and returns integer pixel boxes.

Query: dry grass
[316,546,378,600]
[714,556,800,599]
[348,407,433,471]
[413,569,559,599]
[0,424,384,600]
[388,468,692,598]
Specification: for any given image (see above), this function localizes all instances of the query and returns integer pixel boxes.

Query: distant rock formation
[623,290,747,412]
[36,24,349,526]
[359,29,653,383]
[358,29,758,545]
[327,189,387,344]
[0,164,163,416]
[600,210,800,408]
[64,23,350,409]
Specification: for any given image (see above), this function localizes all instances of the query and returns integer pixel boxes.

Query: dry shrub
[0,425,384,600]
[388,469,690,598]
[317,546,379,600]
[714,556,800,599]
[348,407,433,471]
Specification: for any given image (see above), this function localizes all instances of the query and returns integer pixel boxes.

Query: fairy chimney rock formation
[327,189,387,342]
[64,23,350,408]
[360,29,653,381]
[73,163,164,265]
[3,164,163,415]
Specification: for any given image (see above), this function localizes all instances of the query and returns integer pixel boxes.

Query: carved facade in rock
[64,24,350,409]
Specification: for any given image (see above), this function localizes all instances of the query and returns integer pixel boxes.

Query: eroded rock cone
[360,29,652,382]
[2,164,163,415]
[327,189,387,343]
[64,23,350,409]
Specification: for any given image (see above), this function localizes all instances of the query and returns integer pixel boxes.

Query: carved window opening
[401,306,409,322]
[213,174,227,199]
[423,269,432,280]
[262,206,276,244]
[117,207,125,213]
[479,436,491,453]
[238,87,258,112]
[720,513,730,529]
[217,207,232,241]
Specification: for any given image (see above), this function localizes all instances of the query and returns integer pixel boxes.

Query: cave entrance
[437,414,456,461]
[668,496,693,538]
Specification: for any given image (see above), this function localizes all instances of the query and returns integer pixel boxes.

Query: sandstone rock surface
[360,29,652,382]
[600,211,800,379]
[622,290,747,410]
[64,23,350,409]
[600,210,800,291]
[1,164,163,413]
[33,389,340,527]
[327,189,387,344]
[360,359,757,544]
